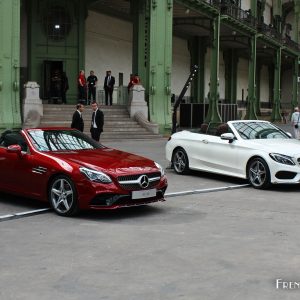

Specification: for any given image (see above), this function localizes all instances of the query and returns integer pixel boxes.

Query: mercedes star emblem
[139,175,149,189]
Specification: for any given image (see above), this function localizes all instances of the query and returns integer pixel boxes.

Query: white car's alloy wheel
[173,148,189,174]
[248,158,270,189]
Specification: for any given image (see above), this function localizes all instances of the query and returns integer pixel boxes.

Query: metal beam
[148,0,173,133]
[0,0,22,132]
[271,47,282,122]
[245,35,258,120]
[205,15,222,123]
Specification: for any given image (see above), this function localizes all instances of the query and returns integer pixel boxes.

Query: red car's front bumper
[76,175,168,210]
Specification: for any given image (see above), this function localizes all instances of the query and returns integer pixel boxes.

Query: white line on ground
[165,183,250,198]
[0,183,250,222]
[0,208,51,222]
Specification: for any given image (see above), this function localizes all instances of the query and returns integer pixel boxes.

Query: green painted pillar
[256,61,262,116]
[223,49,238,103]
[188,37,207,103]
[251,0,257,19]
[0,0,22,132]
[78,0,87,71]
[292,2,300,109]
[205,15,222,123]
[245,35,258,120]
[293,1,300,43]
[273,0,282,31]
[148,0,173,133]
[271,48,282,122]
[292,57,299,109]
[132,0,148,87]
[268,64,274,108]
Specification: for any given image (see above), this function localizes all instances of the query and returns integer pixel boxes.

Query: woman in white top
[291,106,300,139]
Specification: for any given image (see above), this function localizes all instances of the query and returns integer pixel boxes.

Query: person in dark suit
[90,101,104,142]
[87,70,98,105]
[71,103,84,132]
[104,70,115,106]
[61,71,69,104]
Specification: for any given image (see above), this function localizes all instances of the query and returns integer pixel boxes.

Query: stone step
[93,134,162,140]
[40,104,161,141]
[43,110,129,115]
[43,105,126,111]
[41,119,138,125]
[40,119,135,124]
[41,124,146,131]
[41,114,130,120]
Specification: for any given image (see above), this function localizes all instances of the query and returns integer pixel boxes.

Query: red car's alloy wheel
[49,175,79,216]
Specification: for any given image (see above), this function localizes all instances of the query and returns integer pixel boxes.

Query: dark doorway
[43,60,63,101]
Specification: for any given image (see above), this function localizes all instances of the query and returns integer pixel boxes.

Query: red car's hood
[49,147,158,176]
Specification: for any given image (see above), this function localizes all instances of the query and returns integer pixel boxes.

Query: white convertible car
[166,120,300,189]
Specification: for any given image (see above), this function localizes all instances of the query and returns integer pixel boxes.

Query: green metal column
[268,64,274,107]
[148,0,173,132]
[78,0,87,71]
[273,0,282,31]
[292,1,300,109]
[293,1,300,44]
[292,57,299,109]
[256,61,262,115]
[271,48,282,122]
[223,49,238,103]
[0,0,21,132]
[205,15,221,123]
[132,0,148,87]
[245,35,258,120]
[188,37,207,103]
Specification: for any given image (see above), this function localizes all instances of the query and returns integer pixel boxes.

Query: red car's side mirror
[7,144,22,155]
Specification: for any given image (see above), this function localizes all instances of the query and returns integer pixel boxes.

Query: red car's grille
[117,172,161,191]
[119,181,158,191]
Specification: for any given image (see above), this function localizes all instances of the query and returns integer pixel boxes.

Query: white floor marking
[165,183,250,198]
[0,208,51,222]
[0,184,250,221]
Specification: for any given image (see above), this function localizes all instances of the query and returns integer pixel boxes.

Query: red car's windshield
[27,129,103,152]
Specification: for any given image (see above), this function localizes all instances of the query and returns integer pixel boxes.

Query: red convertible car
[0,128,167,216]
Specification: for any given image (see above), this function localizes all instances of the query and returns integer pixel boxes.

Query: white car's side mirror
[220,133,235,143]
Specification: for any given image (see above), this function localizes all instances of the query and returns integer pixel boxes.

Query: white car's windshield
[232,122,290,140]
[27,129,103,152]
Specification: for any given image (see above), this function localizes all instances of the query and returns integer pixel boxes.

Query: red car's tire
[48,175,79,216]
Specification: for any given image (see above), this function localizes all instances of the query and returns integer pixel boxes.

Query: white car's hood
[245,139,300,157]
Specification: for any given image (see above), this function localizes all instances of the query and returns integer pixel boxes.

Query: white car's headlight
[155,162,165,176]
[80,167,112,183]
[269,153,295,166]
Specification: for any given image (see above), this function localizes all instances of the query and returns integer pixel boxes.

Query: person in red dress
[78,70,86,104]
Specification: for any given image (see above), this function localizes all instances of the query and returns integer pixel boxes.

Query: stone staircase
[39,104,161,141]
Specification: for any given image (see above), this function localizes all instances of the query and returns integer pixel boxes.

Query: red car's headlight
[79,167,112,183]
[155,162,165,176]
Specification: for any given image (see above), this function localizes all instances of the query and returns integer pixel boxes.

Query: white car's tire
[247,157,270,189]
[172,148,189,175]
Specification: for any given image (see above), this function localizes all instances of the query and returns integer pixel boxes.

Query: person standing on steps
[87,70,98,105]
[61,71,69,104]
[90,101,104,142]
[78,70,86,104]
[291,106,300,139]
[104,70,115,106]
[71,103,84,132]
